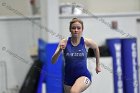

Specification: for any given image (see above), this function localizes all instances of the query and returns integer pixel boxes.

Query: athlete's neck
[71,37,81,46]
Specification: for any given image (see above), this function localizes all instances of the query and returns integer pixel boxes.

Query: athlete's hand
[95,66,101,74]
[60,41,66,50]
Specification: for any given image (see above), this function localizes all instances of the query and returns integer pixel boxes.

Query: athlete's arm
[85,38,101,74]
[51,39,66,64]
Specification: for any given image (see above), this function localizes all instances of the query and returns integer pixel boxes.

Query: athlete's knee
[70,88,80,93]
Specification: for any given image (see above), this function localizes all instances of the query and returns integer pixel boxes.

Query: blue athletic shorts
[64,70,91,86]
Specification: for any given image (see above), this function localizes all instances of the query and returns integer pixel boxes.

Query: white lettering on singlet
[115,43,123,93]
[66,52,84,57]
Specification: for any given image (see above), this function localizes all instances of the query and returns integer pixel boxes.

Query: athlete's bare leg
[70,76,91,93]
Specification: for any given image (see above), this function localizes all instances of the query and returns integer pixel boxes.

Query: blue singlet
[63,37,91,86]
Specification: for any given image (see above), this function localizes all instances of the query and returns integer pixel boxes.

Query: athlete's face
[70,22,83,38]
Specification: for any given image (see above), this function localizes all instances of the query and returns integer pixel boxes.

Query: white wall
[59,13,140,46]
[0,16,41,93]
[59,0,140,13]
[0,0,32,16]
[84,57,114,93]
[0,0,140,16]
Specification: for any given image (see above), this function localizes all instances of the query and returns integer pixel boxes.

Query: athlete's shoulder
[84,37,93,44]
[84,37,97,47]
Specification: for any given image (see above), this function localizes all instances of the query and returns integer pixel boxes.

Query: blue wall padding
[107,38,139,93]
[121,38,139,93]
[37,38,63,93]
[36,67,46,93]
[107,38,124,93]
[38,38,47,64]
[45,43,63,93]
